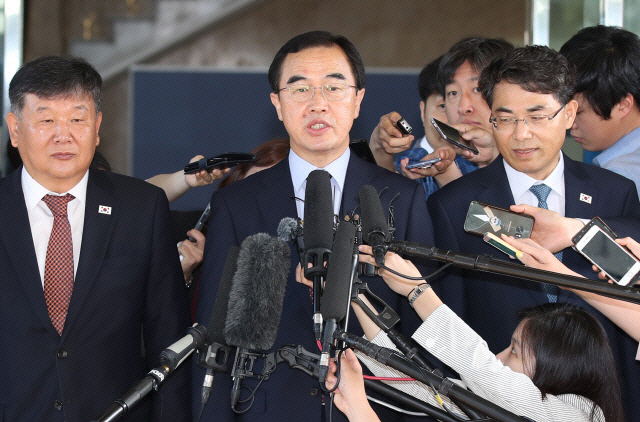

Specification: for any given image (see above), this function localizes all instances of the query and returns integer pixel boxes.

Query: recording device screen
[578,229,640,284]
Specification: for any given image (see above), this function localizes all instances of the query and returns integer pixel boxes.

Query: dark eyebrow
[286,75,307,85]
[495,106,513,114]
[526,105,548,113]
[326,73,346,80]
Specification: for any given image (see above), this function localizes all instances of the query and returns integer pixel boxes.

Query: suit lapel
[62,169,118,340]
[475,157,516,207]
[341,154,377,220]
[563,156,596,217]
[255,159,298,235]
[0,170,53,330]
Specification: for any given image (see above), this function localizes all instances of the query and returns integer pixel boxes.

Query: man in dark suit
[0,56,191,421]
[427,46,640,419]
[194,31,436,422]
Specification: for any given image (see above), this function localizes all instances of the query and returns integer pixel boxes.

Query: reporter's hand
[502,236,580,280]
[398,145,456,179]
[509,205,584,253]
[325,349,380,422]
[358,245,422,296]
[178,229,205,283]
[370,112,414,155]
[184,154,230,188]
[452,124,498,167]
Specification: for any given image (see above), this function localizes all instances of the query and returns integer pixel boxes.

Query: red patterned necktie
[42,194,75,335]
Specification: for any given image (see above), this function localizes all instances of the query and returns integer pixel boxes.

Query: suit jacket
[0,168,191,422]
[194,154,436,422]
[427,155,640,419]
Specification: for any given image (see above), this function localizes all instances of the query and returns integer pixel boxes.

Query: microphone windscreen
[207,246,240,345]
[321,222,357,320]
[359,185,389,244]
[277,217,300,243]
[304,170,334,251]
[224,233,291,350]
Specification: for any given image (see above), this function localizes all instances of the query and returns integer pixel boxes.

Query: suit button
[57,349,68,358]
[309,387,319,396]
[54,400,63,410]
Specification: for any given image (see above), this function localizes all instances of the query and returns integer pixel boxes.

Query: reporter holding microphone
[324,245,623,422]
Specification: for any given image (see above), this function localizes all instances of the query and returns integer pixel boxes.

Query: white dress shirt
[289,147,350,220]
[21,167,88,286]
[503,152,566,216]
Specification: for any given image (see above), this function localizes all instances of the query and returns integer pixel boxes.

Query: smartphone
[464,201,534,238]
[188,202,211,242]
[572,218,640,286]
[483,232,523,259]
[405,157,442,169]
[184,152,256,174]
[430,118,479,155]
[396,117,413,135]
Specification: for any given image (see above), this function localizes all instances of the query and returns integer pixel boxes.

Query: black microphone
[303,170,334,340]
[197,246,239,407]
[224,233,290,410]
[318,221,357,383]
[278,216,305,262]
[359,185,390,266]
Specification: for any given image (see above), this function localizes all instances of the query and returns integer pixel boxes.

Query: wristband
[407,283,430,307]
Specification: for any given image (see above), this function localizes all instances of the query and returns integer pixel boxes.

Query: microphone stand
[337,330,531,422]
[389,240,640,305]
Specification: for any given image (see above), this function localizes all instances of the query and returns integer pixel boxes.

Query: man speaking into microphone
[195,31,438,422]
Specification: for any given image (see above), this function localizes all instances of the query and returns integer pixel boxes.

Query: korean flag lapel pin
[579,193,592,204]
[98,205,112,215]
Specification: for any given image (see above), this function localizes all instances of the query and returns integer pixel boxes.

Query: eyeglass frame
[489,105,565,131]
[277,83,357,102]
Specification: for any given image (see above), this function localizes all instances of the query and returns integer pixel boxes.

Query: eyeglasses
[489,106,565,132]
[278,83,356,102]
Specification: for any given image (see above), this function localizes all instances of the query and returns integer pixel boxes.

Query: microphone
[303,170,335,340]
[197,246,239,406]
[359,185,390,266]
[278,216,305,261]
[318,221,357,383]
[224,233,290,410]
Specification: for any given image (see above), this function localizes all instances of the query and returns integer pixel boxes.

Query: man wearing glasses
[194,31,436,422]
[426,45,640,419]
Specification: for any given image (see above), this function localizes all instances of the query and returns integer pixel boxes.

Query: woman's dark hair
[560,25,640,119]
[268,31,365,93]
[479,45,575,109]
[518,303,624,422]
[218,138,290,189]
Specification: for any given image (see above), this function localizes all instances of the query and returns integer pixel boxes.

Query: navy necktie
[529,184,561,303]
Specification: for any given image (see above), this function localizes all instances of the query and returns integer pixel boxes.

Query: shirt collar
[418,136,435,154]
[288,147,351,194]
[503,151,565,200]
[593,125,640,167]
[22,166,89,211]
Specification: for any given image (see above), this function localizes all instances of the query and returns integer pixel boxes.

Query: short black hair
[438,37,513,96]
[417,56,443,102]
[478,45,575,109]
[560,25,640,119]
[9,55,103,118]
[268,31,365,93]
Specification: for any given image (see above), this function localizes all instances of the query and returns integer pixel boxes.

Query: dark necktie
[42,194,75,335]
[529,184,561,303]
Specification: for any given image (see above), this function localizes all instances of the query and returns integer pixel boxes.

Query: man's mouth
[310,123,327,130]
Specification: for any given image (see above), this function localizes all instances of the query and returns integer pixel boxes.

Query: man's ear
[6,112,19,147]
[563,99,578,129]
[612,93,635,119]
[353,88,365,119]
[419,101,426,125]
[270,92,283,122]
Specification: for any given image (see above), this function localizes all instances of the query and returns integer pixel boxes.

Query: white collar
[503,151,565,200]
[289,147,350,194]
[22,166,89,211]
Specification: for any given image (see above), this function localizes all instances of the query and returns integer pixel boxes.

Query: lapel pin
[99,205,112,215]
[579,193,592,204]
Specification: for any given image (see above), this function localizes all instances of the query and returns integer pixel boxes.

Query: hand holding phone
[572,217,640,286]
[405,157,442,169]
[464,201,534,238]
[430,118,479,155]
